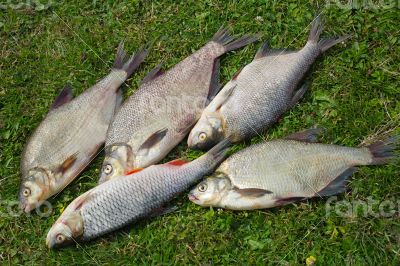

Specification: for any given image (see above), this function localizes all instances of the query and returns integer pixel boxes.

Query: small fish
[99,28,258,183]
[188,15,351,150]
[46,140,230,248]
[189,129,399,210]
[19,43,148,213]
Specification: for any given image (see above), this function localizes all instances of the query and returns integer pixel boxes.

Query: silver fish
[188,16,351,150]
[19,43,148,213]
[46,140,230,248]
[99,28,258,183]
[189,129,398,210]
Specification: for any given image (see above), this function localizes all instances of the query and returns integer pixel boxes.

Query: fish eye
[103,164,113,175]
[198,183,208,192]
[22,188,31,197]
[56,234,65,243]
[198,132,207,142]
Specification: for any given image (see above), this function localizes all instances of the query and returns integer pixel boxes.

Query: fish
[187,15,351,150]
[19,43,148,213]
[98,28,258,184]
[188,129,399,210]
[46,139,230,248]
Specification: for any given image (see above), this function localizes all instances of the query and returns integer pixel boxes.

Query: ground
[0,0,399,265]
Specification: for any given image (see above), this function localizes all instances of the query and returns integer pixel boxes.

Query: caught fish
[99,28,258,184]
[188,15,351,150]
[189,129,399,210]
[46,140,229,248]
[19,43,148,213]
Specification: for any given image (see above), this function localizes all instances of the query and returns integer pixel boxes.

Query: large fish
[189,129,398,210]
[19,43,148,213]
[187,16,351,150]
[46,140,229,248]
[98,28,258,184]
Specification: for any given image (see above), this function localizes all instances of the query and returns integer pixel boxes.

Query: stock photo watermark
[0,199,53,218]
[326,196,400,218]
[0,0,57,10]
[325,0,398,9]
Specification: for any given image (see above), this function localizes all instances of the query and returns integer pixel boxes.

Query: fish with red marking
[46,140,229,248]
[19,43,148,213]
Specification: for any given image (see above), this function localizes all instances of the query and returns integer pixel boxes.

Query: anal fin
[316,167,357,197]
[51,85,73,110]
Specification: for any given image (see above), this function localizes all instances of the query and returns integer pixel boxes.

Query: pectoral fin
[58,153,78,174]
[51,85,73,110]
[233,187,272,198]
[137,128,168,156]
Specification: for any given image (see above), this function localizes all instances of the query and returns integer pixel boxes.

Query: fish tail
[366,135,399,165]
[196,138,231,171]
[212,27,260,54]
[113,42,148,78]
[308,14,352,53]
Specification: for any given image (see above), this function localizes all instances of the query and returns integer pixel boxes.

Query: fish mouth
[188,193,199,202]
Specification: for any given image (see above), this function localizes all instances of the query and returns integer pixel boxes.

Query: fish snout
[188,193,199,202]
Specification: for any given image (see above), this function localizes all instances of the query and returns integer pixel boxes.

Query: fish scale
[100,29,258,183]
[189,130,398,210]
[46,140,229,247]
[223,140,372,194]
[188,16,351,150]
[19,44,148,212]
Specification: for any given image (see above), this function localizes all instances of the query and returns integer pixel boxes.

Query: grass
[0,0,399,265]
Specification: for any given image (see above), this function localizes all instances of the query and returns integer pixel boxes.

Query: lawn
[0,0,399,265]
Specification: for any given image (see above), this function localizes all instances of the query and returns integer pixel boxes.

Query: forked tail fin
[308,14,352,53]
[367,135,399,165]
[212,27,260,54]
[113,42,148,78]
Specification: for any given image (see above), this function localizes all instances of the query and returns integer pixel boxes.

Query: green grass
[1,0,399,265]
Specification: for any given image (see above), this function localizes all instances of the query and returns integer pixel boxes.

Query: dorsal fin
[285,128,324,143]
[51,85,73,110]
[166,159,187,166]
[207,58,221,102]
[126,168,144,175]
[253,42,269,60]
[137,128,168,156]
[141,63,164,84]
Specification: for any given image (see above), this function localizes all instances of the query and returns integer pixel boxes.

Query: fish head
[46,193,87,249]
[187,114,224,150]
[99,144,134,184]
[19,168,51,213]
[188,174,231,207]
[46,211,84,248]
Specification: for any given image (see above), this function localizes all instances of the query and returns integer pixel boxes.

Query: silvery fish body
[19,43,147,213]
[46,140,229,248]
[99,28,258,183]
[188,16,350,150]
[189,129,398,210]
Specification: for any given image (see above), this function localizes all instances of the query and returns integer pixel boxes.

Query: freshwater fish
[19,43,148,213]
[188,15,351,150]
[189,129,398,210]
[99,28,258,183]
[46,140,230,248]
